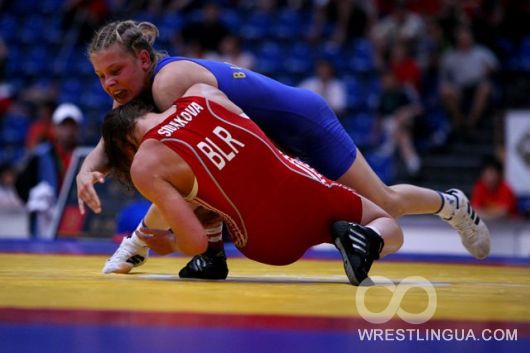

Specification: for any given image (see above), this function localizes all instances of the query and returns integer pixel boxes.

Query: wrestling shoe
[442,189,490,259]
[331,221,384,286]
[102,234,149,274]
[179,248,229,280]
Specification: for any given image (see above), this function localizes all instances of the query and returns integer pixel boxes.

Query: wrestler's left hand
[137,227,176,255]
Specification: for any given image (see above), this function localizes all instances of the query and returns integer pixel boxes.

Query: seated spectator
[439,26,498,133]
[375,69,422,176]
[0,163,24,211]
[299,59,346,116]
[371,1,425,63]
[61,0,109,46]
[0,35,7,81]
[471,156,518,221]
[180,2,230,55]
[25,100,56,151]
[207,35,256,70]
[308,0,374,46]
[15,103,83,237]
[390,40,421,92]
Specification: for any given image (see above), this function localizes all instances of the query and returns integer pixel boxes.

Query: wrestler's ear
[138,49,151,70]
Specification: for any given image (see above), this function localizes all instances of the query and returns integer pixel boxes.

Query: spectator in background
[61,0,109,46]
[371,0,425,63]
[309,0,375,46]
[0,35,7,81]
[25,100,56,151]
[0,163,24,211]
[437,0,469,46]
[389,40,421,91]
[439,26,498,134]
[375,69,422,176]
[0,36,13,115]
[180,2,230,55]
[299,59,346,116]
[15,103,83,237]
[206,35,256,70]
[471,156,518,221]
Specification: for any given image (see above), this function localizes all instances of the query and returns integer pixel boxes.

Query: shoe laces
[108,239,141,262]
[452,204,478,243]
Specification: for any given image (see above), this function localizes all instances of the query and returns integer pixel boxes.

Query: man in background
[16,103,83,237]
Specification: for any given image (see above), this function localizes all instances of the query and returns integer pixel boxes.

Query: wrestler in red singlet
[143,96,363,265]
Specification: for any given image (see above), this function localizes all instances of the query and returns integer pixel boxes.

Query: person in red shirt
[100,83,405,285]
[471,156,518,220]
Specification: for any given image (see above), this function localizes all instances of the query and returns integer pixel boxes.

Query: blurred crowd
[1,0,530,234]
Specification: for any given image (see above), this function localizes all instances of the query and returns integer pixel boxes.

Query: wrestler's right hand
[76,171,106,214]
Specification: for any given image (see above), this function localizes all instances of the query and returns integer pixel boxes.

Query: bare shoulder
[130,141,163,189]
[152,59,217,111]
[131,139,195,198]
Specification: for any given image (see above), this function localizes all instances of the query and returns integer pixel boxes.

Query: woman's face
[91,43,152,105]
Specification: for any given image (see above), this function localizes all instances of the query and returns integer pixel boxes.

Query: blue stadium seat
[344,75,365,110]
[43,18,63,46]
[41,0,64,15]
[0,14,18,44]
[12,0,40,15]
[341,112,375,148]
[5,46,23,78]
[240,12,273,41]
[20,15,45,45]
[366,152,395,184]
[22,46,50,78]
[221,9,242,32]
[283,42,314,76]
[518,37,530,70]
[80,80,112,110]
[255,41,283,75]
[270,9,302,41]
[348,39,375,73]
[0,145,26,165]
[1,111,30,146]
[517,197,530,216]
[319,44,348,73]
[158,12,184,44]
[58,79,83,105]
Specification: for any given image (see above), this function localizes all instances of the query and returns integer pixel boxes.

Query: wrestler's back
[143,96,362,265]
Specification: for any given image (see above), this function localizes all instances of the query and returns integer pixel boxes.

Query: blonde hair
[88,20,166,70]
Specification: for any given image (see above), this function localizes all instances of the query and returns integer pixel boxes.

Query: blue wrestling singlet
[153,56,357,180]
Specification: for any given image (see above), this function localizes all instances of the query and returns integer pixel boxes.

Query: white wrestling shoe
[441,189,491,259]
[102,234,149,274]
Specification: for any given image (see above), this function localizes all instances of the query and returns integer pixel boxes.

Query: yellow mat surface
[1,254,529,323]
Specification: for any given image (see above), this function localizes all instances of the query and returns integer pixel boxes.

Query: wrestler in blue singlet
[153,56,357,180]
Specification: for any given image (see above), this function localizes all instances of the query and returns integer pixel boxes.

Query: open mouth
[112,89,127,101]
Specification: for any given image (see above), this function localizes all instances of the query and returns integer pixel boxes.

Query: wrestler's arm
[76,99,122,214]
[152,61,218,111]
[130,140,208,256]
[183,83,244,115]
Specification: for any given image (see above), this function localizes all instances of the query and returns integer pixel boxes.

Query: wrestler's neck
[134,105,177,142]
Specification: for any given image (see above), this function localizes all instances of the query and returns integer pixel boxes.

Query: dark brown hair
[101,97,155,187]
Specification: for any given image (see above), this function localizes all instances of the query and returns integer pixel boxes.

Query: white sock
[206,223,223,242]
[434,192,456,219]
[129,219,147,247]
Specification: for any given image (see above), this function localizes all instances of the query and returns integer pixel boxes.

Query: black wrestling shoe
[178,248,229,280]
[331,221,384,286]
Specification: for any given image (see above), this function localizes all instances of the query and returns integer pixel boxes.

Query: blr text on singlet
[143,96,363,266]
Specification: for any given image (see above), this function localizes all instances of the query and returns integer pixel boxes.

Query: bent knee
[375,186,405,218]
